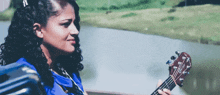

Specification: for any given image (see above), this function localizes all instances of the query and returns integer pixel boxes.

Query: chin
[63,49,75,55]
[59,46,76,55]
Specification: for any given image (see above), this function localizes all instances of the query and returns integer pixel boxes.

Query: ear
[33,23,44,38]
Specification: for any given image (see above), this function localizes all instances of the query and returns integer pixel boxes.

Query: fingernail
[158,90,162,93]
[163,89,168,92]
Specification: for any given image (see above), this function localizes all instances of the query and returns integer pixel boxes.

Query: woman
[0,0,170,94]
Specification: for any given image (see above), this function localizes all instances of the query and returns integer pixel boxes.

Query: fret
[150,52,192,95]
[151,76,176,95]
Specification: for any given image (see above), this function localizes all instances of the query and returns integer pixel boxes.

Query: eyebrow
[61,19,72,22]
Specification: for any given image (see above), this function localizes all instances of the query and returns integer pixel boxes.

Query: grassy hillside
[0,0,184,20]
[77,0,184,12]
[80,4,220,45]
[1,0,219,45]
[0,8,15,21]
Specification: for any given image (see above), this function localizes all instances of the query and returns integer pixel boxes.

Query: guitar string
[157,78,176,95]
[173,56,187,79]
[173,58,187,79]
[152,55,189,95]
[173,58,185,78]
[152,54,191,95]
[152,76,175,95]
[160,55,187,92]
[153,82,176,95]
[158,76,176,94]
[152,78,172,95]
[172,56,191,88]
[152,77,173,95]
[160,54,191,94]
[152,67,177,94]
[152,55,186,95]
[172,54,185,77]
[172,62,191,91]
[152,78,175,95]
[164,78,170,90]
[152,54,185,95]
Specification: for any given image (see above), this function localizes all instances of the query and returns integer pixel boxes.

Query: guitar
[151,51,192,95]
[0,63,46,95]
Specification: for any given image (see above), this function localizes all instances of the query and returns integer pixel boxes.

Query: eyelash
[61,21,75,27]
[62,22,71,27]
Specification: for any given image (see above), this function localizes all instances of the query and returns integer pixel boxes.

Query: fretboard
[151,76,176,95]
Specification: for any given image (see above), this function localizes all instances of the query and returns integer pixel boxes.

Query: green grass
[2,0,219,45]
[0,8,15,21]
[121,13,137,18]
[160,16,179,21]
[80,4,220,45]
[77,0,181,12]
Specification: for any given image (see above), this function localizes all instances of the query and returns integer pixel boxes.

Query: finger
[158,89,171,95]
[158,89,166,95]
[157,79,163,87]
[163,89,171,95]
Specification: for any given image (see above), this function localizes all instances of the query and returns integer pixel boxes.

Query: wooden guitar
[151,52,192,95]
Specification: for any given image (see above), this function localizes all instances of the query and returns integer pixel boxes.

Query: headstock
[168,52,192,87]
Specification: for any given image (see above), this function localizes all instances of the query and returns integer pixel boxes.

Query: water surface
[79,25,220,95]
[1,22,220,95]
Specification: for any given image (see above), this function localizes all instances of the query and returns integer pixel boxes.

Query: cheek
[43,30,67,47]
[43,25,74,53]
[53,34,75,52]
[48,28,68,41]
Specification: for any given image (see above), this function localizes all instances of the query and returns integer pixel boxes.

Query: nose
[70,24,79,35]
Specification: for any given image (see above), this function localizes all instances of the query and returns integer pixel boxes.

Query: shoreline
[1,4,220,45]
[79,4,220,45]
[80,21,220,45]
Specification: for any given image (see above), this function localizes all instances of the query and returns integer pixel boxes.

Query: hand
[157,80,171,95]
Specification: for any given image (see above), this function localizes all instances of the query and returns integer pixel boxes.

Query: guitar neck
[151,76,176,95]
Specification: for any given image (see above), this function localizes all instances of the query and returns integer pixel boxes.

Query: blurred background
[1,0,220,95]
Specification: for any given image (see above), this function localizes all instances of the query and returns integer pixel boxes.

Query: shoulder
[16,58,37,71]
[71,71,84,92]
[44,83,68,95]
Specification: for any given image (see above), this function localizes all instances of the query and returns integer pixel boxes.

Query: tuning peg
[178,62,182,65]
[175,51,181,56]
[187,65,191,69]
[183,71,189,75]
[179,78,184,82]
[186,57,190,62]
[182,56,186,60]
[171,55,177,60]
[166,60,173,65]
[180,83,183,87]
[173,66,177,70]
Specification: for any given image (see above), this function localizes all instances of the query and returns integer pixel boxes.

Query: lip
[67,39,76,44]
[67,39,75,41]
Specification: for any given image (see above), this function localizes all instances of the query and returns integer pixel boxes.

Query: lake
[1,21,220,95]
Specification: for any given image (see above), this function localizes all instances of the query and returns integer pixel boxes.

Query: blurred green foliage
[3,0,184,12]
[0,8,15,21]
[9,0,23,9]
[121,13,137,18]
[76,0,175,12]
[161,16,179,21]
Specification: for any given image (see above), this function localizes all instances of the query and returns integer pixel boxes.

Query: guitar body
[151,52,192,95]
[0,62,46,95]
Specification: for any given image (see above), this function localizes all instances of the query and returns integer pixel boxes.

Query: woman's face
[40,3,79,56]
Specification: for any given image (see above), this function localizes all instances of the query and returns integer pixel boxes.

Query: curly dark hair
[0,0,83,87]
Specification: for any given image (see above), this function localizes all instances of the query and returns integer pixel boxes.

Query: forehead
[49,3,75,21]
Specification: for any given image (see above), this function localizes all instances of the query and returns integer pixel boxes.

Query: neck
[151,76,176,95]
[40,44,58,69]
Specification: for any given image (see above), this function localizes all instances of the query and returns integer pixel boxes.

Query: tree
[9,0,23,9]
